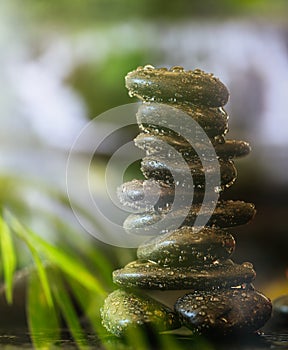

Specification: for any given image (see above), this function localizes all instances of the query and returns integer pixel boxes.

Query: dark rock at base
[175,288,272,335]
[112,259,256,290]
[101,289,180,337]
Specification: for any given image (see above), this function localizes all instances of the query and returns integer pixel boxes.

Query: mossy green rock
[101,289,180,337]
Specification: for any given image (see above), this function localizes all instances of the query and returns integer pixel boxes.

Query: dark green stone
[136,102,228,137]
[175,288,272,335]
[137,226,235,266]
[101,289,180,337]
[118,179,214,211]
[113,259,256,290]
[125,66,229,107]
[141,156,237,189]
[123,200,256,235]
[135,133,251,159]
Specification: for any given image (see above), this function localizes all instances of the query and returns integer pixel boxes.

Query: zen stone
[101,289,180,337]
[175,288,272,335]
[125,65,229,107]
[136,102,228,137]
[137,226,235,266]
[123,200,256,235]
[135,133,251,159]
[113,259,256,290]
[141,156,237,188]
[118,179,214,211]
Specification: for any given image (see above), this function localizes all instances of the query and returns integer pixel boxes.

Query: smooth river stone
[175,288,272,335]
[112,259,256,290]
[141,156,237,188]
[137,226,235,266]
[136,102,228,138]
[123,200,256,235]
[134,133,251,159]
[125,65,229,107]
[101,289,180,337]
[118,179,214,212]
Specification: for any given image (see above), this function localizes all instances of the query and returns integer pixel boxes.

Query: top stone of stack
[125,65,229,107]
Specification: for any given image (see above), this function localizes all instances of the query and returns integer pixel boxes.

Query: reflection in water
[0,329,288,350]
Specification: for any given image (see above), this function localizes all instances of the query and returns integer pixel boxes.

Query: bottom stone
[174,288,272,336]
[101,289,180,337]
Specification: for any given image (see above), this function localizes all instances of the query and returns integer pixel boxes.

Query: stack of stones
[101,65,272,337]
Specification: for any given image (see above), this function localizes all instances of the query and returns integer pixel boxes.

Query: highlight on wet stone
[101,65,272,337]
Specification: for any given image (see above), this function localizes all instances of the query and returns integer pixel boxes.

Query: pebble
[135,133,251,159]
[174,288,272,335]
[125,66,229,107]
[137,226,235,266]
[112,259,256,290]
[141,156,237,188]
[123,200,256,235]
[136,102,228,137]
[118,179,215,211]
[101,289,180,337]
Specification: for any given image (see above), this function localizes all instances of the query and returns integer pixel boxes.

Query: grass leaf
[0,215,16,304]
[30,251,54,307]
[67,277,105,336]
[27,270,60,350]
[49,269,88,349]
[7,211,107,298]
[28,229,107,297]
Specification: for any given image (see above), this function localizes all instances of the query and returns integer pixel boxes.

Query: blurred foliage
[66,52,159,117]
[19,0,288,25]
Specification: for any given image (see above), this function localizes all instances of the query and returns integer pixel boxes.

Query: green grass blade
[30,252,54,307]
[7,211,107,298]
[67,277,106,336]
[29,230,107,297]
[27,271,60,350]
[3,212,53,307]
[0,215,16,304]
[49,269,88,349]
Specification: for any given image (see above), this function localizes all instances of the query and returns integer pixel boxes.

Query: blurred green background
[1,0,288,302]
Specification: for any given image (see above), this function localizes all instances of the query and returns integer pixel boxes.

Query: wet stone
[137,226,235,266]
[135,133,251,160]
[175,288,272,335]
[123,200,256,235]
[118,179,216,212]
[101,289,180,337]
[136,102,229,137]
[125,66,229,107]
[112,259,256,290]
[141,156,237,188]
